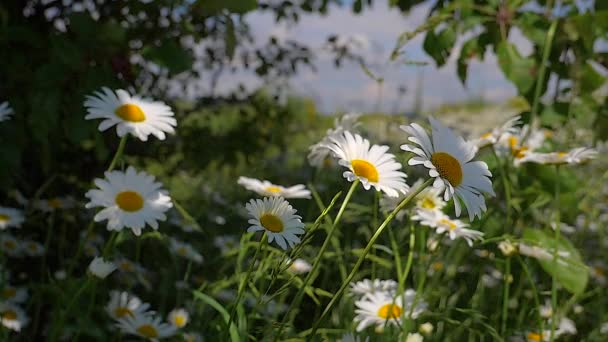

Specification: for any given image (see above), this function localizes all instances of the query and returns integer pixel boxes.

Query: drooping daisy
[413,209,484,246]
[0,234,22,257]
[349,279,398,297]
[327,131,409,197]
[1,285,28,304]
[22,240,45,257]
[85,166,173,236]
[237,177,311,199]
[84,87,177,141]
[117,312,177,341]
[472,115,521,149]
[0,102,13,122]
[308,112,361,168]
[169,238,203,264]
[88,257,117,279]
[517,147,598,166]
[245,197,305,250]
[33,196,75,212]
[106,291,151,320]
[0,303,28,332]
[286,258,312,274]
[354,289,426,332]
[0,207,24,230]
[401,118,494,220]
[167,308,189,328]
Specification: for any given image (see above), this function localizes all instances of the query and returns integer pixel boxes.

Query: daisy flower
[167,308,189,328]
[169,238,203,264]
[85,166,173,236]
[237,177,311,199]
[106,291,151,320]
[22,240,45,257]
[88,257,117,279]
[413,209,484,246]
[84,87,177,141]
[1,285,28,303]
[349,279,398,297]
[401,118,494,220]
[0,102,13,122]
[0,303,28,332]
[517,147,597,166]
[497,125,547,163]
[0,207,24,230]
[33,196,75,212]
[286,258,312,274]
[0,234,22,257]
[117,312,177,341]
[245,197,305,250]
[308,112,361,168]
[327,131,409,197]
[354,289,426,332]
[472,115,521,149]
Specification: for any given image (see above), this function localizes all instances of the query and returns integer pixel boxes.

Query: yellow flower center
[430,152,463,187]
[136,324,158,338]
[114,307,133,318]
[557,152,568,158]
[351,159,379,183]
[432,262,444,271]
[115,104,146,122]
[115,191,144,212]
[265,186,282,194]
[2,310,17,321]
[2,288,16,299]
[173,315,187,327]
[177,247,188,256]
[439,218,457,230]
[48,198,63,209]
[508,136,518,149]
[527,332,543,341]
[377,303,403,319]
[480,132,493,139]
[3,240,16,250]
[0,214,10,223]
[260,213,284,233]
[419,196,436,209]
[120,262,133,271]
[513,146,528,159]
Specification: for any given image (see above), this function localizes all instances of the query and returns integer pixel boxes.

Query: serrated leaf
[522,229,589,295]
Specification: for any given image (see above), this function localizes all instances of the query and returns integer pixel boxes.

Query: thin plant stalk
[106,135,128,172]
[310,178,433,336]
[550,165,561,341]
[274,180,360,340]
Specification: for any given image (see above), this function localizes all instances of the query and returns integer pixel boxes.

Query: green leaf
[579,62,605,93]
[194,0,257,15]
[142,40,193,75]
[192,291,240,342]
[423,28,456,67]
[457,37,480,85]
[496,42,536,94]
[225,15,237,60]
[522,229,589,295]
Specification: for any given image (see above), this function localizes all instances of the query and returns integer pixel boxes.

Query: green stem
[529,20,558,133]
[309,178,433,335]
[501,257,511,336]
[274,180,359,340]
[106,135,128,172]
[399,224,416,292]
[517,256,544,337]
[550,165,561,342]
[50,278,91,341]
[228,233,266,327]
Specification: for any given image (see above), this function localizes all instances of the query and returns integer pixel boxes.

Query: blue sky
[180,1,535,113]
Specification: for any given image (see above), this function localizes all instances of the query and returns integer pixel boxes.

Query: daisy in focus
[85,166,173,236]
[117,312,177,341]
[308,112,361,167]
[0,207,24,230]
[245,197,305,250]
[0,102,13,122]
[401,118,494,220]
[106,291,151,320]
[354,289,426,332]
[84,87,177,141]
[237,176,311,199]
[413,209,484,246]
[327,131,409,197]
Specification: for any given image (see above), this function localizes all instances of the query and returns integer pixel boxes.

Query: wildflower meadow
[1,0,607,341]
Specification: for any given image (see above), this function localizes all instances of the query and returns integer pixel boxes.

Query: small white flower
[0,102,13,122]
[0,207,25,230]
[405,332,424,342]
[419,322,434,336]
[84,87,177,141]
[246,197,305,250]
[1,285,28,304]
[33,196,76,212]
[106,291,151,320]
[0,234,22,257]
[517,147,597,166]
[117,312,177,341]
[354,289,426,332]
[88,257,117,279]
[85,166,173,236]
[327,131,409,197]
[22,240,45,257]
[287,258,312,274]
[0,303,28,332]
[413,209,483,246]
[401,118,494,220]
[237,176,311,199]
[167,308,189,328]
[473,115,522,149]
